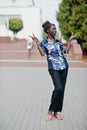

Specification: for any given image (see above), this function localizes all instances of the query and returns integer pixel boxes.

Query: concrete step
[0,41,87,67]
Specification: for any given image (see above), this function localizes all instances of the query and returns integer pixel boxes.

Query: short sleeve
[60,43,68,56]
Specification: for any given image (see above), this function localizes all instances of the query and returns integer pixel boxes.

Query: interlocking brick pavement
[0,67,87,130]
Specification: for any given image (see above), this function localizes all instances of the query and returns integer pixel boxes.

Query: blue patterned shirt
[40,38,69,70]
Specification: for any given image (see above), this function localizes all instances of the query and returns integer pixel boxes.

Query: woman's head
[42,21,57,37]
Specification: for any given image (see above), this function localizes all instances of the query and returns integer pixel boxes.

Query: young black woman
[30,21,75,121]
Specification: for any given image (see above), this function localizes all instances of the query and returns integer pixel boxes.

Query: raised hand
[29,33,40,45]
[69,34,76,41]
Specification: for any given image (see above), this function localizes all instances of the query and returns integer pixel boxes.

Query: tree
[8,18,23,39]
[56,0,87,50]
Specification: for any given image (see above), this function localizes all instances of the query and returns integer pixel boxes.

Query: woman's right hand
[29,33,40,45]
[29,34,45,56]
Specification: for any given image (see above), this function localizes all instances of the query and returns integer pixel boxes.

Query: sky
[34,0,62,33]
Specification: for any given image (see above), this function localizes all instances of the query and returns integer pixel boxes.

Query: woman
[30,21,75,121]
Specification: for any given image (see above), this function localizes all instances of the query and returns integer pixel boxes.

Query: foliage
[56,0,87,49]
[42,31,47,39]
[9,18,23,35]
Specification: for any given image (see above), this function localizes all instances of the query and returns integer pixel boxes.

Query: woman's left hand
[69,34,76,41]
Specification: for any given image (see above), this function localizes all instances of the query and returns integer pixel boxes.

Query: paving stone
[0,67,87,130]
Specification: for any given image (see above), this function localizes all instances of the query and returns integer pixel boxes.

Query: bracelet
[37,44,40,48]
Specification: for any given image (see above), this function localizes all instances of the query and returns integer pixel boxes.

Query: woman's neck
[47,35,55,44]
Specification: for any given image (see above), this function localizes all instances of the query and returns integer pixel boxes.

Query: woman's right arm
[29,34,45,56]
[37,44,45,56]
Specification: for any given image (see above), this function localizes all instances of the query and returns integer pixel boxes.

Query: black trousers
[48,67,68,112]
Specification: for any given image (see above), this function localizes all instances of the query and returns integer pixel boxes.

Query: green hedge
[9,18,23,35]
[56,0,87,49]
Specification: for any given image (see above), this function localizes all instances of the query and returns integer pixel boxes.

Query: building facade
[0,0,42,39]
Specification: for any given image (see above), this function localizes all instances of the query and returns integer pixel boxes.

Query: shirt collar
[43,37,59,43]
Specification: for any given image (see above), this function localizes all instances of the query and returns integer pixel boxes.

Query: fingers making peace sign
[29,33,40,45]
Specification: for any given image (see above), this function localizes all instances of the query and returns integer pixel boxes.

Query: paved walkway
[0,67,87,130]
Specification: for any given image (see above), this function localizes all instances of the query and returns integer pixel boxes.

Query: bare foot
[54,113,63,120]
[46,111,53,121]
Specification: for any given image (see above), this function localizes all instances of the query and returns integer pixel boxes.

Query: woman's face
[48,24,57,37]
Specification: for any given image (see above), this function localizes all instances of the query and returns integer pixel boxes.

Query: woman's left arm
[65,35,76,53]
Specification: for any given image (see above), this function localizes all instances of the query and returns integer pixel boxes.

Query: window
[0,15,21,25]
[0,15,6,25]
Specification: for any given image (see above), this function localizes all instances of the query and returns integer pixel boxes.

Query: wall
[0,7,42,39]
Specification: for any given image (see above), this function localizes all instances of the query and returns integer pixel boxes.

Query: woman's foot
[53,112,63,120]
[46,111,53,121]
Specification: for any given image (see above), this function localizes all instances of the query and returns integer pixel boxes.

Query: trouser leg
[59,67,68,109]
[48,68,68,112]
